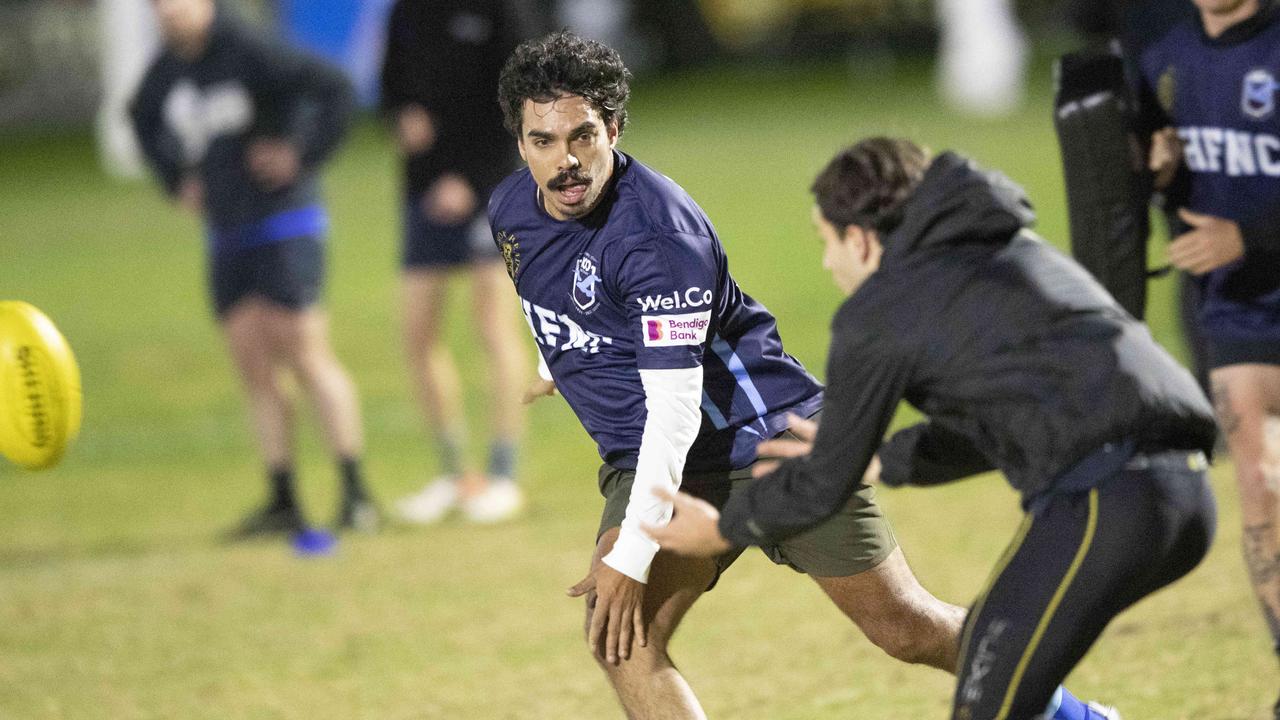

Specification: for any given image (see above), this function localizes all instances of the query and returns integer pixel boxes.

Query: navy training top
[1137,3,1280,342]
[488,150,823,473]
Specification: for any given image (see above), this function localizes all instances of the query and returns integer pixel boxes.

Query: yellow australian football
[0,301,83,470]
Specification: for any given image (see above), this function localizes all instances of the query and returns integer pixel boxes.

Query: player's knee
[870,624,937,665]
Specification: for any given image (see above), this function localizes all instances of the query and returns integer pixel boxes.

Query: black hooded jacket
[718,152,1217,547]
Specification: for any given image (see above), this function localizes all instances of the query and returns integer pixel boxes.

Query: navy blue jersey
[488,150,823,472]
[1138,5,1280,342]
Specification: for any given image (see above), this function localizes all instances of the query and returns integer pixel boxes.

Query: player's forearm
[877,421,994,487]
[603,367,703,583]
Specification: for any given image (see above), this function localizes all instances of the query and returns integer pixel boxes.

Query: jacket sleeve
[379,0,422,116]
[250,37,356,169]
[876,421,994,487]
[717,312,911,547]
[128,61,184,195]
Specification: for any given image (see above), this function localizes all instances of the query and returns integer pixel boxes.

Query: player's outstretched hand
[1169,209,1244,275]
[425,173,477,225]
[247,139,301,192]
[753,413,818,478]
[642,488,732,558]
[1149,126,1184,190]
[567,563,647,665]
[521,378,557,404]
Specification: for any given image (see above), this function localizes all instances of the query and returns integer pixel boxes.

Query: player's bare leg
[464,261,528,521]
[398,269,478,523]
[269,302,375,530]
[813,547,966,672]
[1211,366,1280,678]
[224,299,294,468]
[271,305,363,459]
[589,527,713,719]
[471,261,526,449]
[221,298,302,534]
[403,269,466,451]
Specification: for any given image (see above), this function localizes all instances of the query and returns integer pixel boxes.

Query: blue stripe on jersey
[710,336,769,418]
[701,390,731,430]
[208,204,328,253]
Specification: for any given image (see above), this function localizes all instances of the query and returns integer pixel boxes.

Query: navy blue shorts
[401,200,500,269]
[209,236,324,318]
[1207,334,1280,368]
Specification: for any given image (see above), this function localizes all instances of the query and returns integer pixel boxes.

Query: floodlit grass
[0,54,1271,719]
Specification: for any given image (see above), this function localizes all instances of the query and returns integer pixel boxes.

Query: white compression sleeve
[602,366,704,583]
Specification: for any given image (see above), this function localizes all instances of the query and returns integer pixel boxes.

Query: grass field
[0,53,1273,719]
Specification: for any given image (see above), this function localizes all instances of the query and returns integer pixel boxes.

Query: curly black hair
[810,137,930,236]
[498,31,632,138]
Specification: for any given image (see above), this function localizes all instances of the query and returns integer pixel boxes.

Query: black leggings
[952,453,1216,720]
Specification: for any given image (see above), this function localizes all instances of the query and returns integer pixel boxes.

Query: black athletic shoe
[336,497,381,533]
[1273,692,1279,720]
[223,504,306,541]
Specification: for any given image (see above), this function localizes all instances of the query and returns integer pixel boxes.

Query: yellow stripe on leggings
[994,489,1099,720]
[956,512,1035,674]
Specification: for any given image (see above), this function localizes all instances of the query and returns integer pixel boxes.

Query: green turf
[0,54,1271,719]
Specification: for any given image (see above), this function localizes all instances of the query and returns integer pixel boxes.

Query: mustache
[548,170,591,191]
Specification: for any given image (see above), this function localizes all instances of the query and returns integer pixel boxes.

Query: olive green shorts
[596,460,897,586]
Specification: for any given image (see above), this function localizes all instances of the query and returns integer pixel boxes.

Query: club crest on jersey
[1243,69,1277,120]
[571,252,601,313]
[497,231,520,279]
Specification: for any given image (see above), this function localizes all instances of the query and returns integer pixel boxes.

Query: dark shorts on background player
[209,235,325,318]
[597,458,896,586]
[402,199,501,269]
[1206,335,1280,369]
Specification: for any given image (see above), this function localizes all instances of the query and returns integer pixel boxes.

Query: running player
[493,32,1102,719]
[650,137,1217,720]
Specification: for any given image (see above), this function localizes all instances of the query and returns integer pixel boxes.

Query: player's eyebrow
[567,122,597,138]
[525,129,556,142]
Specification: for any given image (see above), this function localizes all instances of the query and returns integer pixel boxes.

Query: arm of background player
[255,41,356,170]
[877,421,994,487]
[127,65,184,195]
[603,367,703,582]
[717,323,910,547]
[378,0,423,118]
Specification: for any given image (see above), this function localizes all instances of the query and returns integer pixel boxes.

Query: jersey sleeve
[615,232,719,371]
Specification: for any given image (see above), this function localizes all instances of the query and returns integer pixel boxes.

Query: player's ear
[606,119,619,148]
[517,134,528,161]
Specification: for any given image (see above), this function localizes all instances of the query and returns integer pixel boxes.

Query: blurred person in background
[936,0,1027,116]
[381,0,535,525]
[129,0,377,537]
[1136,0,1280,715]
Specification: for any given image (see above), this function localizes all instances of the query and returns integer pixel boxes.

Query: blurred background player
[381,0,535,525]
[129,0,377,536]
[1135,0,1280,714]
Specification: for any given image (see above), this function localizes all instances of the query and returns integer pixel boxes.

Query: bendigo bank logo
[641,311,712,347]
[1243,68,1277,120]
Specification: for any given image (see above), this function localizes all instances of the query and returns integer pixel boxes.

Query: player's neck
[1201,0,1260,38]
